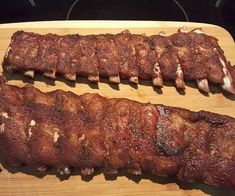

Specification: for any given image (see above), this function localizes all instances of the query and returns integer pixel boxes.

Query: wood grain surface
[0,21,234,196]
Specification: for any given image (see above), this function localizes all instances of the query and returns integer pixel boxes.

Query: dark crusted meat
[0,76,234,189]
[2,28,235,93]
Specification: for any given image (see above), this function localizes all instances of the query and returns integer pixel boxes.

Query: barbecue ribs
[0,76,234,189]
[3,27,235,94]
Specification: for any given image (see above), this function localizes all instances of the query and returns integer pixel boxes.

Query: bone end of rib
[122,29,131,34]
[153,77,163,87]
[192,28,204,34]
[175,64,185,89]
[129,76,138,84]
[88,75,99,82]
[222,75,235,94]
[175,78,186,89]
[109,75,120,84]
[197,79,210,93]
[219,57,235,94]
[127,169,142,175]
[81,167,94,175]
[24,70,34,78]
[179,26,189,33]
[64,73,76,81]
[36,167,47,172]
[43,71,56,79]
[58,167,71,175]
[159,31,167,36]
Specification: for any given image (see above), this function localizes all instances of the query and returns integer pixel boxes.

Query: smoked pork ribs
[0,77,234,189]
[3,27,235,94]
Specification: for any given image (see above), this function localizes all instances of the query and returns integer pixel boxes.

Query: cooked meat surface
[3,28,235,93]
[0,76,234,189]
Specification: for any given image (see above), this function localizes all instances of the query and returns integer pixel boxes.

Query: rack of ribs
[0,76,234,189]
[2,27,235,94]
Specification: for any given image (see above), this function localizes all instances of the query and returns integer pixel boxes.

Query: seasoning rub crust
[3,27,235,94]
[0,76,234,189]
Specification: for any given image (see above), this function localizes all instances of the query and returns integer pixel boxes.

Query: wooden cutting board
[0,21,234,196]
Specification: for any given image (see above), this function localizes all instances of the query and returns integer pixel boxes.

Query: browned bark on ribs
[95,34,119,81]
[170,29,225,83]
[114,31,138,81]
[76,35,99,81]
[2,29,235,93]
[0,77,234,189]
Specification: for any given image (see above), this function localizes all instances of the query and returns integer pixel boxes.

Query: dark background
[0,0,234,39]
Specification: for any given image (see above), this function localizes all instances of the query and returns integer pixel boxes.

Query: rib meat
[3,28,235,94]
[0,76,234,189]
